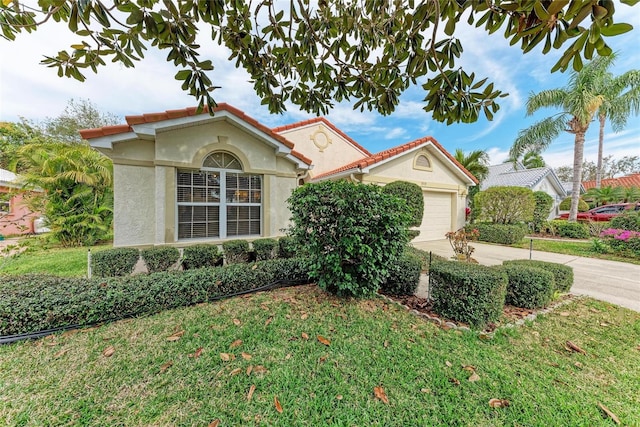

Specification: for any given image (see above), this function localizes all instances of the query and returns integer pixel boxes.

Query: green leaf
[599,23,633,36]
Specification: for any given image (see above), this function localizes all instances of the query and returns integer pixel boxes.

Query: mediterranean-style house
[482,163,567,219]
[0,168,39,236]
[80,104,477,248]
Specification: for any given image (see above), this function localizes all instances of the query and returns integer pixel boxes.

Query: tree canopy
[1,1,638,124]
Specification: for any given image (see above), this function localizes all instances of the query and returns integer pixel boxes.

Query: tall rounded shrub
[382,181,424,227]
[532,191,553,232]
[474,186,535,224]
[559,197,589,212]
[287,180,410,298]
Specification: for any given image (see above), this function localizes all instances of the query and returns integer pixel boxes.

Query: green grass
[0,244,111,277]
[512,238,640,265]
[1,285,639,426]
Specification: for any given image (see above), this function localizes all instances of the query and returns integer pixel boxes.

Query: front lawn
[512,238,640,265]
[1,285,639,426]
[0,244,110,277]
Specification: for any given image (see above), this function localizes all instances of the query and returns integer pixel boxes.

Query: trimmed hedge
[0,258,310,336]
[381,181,424,227]
[91,248,139,277]
[532,191,553,232]
[502,259,573,292]
[548,220,589,239]
[610,212,640,232]
[252,238,277,261]
[277,236,298,259]
[223,239,250,264]
[379,252,422,296]
[182,245,223,269]
[500,264,554,309]
[559,197,589,212]
[467,223,526,245]
[140,246,180,273]
[429,261,507,329]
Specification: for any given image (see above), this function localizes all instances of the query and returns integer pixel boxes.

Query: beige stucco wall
[277,124,368,177]
[113,164,156,247]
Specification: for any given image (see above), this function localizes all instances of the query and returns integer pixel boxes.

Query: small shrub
[222,240,250,264]
[382,181,424,227]
[276,236,298,259]
[548,220,589,239]
[252,238,277,261]
[182,245,222,269]
[499,264,554,309]
[600,228,640,257]
[256,257,311,284]
[586,220,611,237]
[559,197,589,212]
[532,191,554,232]
[429,261,507,329]
[591,238,609,254]
[610,212,640,232]
[503,260,573,293]
[474,186,535,224]
[467,223,526,245]
[379,252,422,296]
[140,246,180,273]
[92,247,139,277]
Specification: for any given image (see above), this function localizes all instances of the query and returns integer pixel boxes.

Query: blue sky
[1,4,639,169]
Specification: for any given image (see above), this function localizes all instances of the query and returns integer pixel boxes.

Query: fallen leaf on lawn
[220,353,235,361]
[449,378,461,386]
[566,341,587,355]
[246,365,253,376]
[264,317,273,326]
[317,335,331,346]
[54,349,69,358]
[208,419,220,427]
[319,355,328,363]
[489,398,510,408]
[559,311,570,317]
[445,361,452,367]
[261,303,270,311]
[252,264,258,270]
[233,318,241,326]
[301,313,308,320]
[188,347,203,358]
[636,345,640,351]
[600,322,609,327]
[62,329,78,338]
[462,365,476,372]
[253,365,268,374]
[574,362,583,369]
[167,330,185,341]
[159,361,173,373]
[247,384,256,401]
[373,386,389,404]
[230,368,242,376]
[230,339,243,349]
[597,402,620,425]
[469,372,480,382]
[241,352,252,360]
[102,346,115,357]
[336,395,343,400]
[420,388,431,394]
[589,307,600,313]
[479,333,492,341]
[285,353,292,360]
[274,396,283,413]
[301,332,309,340]
[383,340,389,348]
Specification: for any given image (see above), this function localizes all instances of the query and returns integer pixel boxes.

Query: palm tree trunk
[569,132,586,222]
[596,114,605,188]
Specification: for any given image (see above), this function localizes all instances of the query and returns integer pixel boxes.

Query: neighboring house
[0,168,38,235]
[482,163,567,219]
[560,181,585,196]
[583,173,640,190]
[80,104,477,248]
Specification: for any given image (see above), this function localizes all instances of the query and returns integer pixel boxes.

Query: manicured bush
[548,220,589,239]
[382,181,424,227]
[252,238,277,261]
[91,247,139,277]
[559,197,589,212]
[503,259,573,293]
[379,252,422,296]
[467,223,526,245]
[474,186,535,224]
[182,245,223,269]
[287,180,410,298]
[0,258,311,336]
[532,191,553,232]
[429,261,507,329]
[140,246,180,273]
[499,264,554,309]
[610,212,640,232]
[277,236,298,259]
[222,239,250,264]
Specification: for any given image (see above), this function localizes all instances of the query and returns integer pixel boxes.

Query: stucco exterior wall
[0,189,37,235]
[113,164,156,247]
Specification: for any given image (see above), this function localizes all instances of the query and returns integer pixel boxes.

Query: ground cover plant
[1,287,638,426]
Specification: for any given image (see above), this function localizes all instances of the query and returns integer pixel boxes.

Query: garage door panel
[415,192,452,241]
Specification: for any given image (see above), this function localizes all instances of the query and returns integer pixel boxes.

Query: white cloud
[486,147,510,165]
[385,127,408,140]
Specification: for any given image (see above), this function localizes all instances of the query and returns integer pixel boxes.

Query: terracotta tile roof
[79,103,312,165]
[311,136,478,184]
[272,117,372,156]
[583,173,640,190]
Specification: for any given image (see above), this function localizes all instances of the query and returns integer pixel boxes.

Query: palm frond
[510,114,568,159]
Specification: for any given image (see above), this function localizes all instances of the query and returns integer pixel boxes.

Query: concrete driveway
[412,239,640,313]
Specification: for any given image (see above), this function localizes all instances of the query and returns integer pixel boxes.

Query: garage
[415,191,453,241]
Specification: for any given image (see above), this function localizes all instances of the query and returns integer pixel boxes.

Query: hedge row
[0,258,310,336]
[500,264,554,309]
[546,220,590,239]
[466,223,526,245]
[503,259,574,293]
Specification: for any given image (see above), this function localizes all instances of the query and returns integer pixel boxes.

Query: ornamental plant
[600,228,640,257]
[445,227,479,262]
[287,180,410,298]
[474,186,535,224]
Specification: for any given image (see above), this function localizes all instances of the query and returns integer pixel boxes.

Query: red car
[558,203,640,222]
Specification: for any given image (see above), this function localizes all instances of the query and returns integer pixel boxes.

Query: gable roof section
[482,165,567,197]
[583,173,640,190]
[311,136,478,184]
[79,103,312,167]
[272,117,371,157]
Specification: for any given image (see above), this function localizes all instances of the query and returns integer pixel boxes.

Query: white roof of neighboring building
[0,168,17,185]
[481,164,567,197]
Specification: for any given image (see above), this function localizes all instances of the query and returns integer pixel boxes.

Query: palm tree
[454,148,490,183]
[592,53,640,188]
[510,56,620,222]
[622,186,640,203]
[503,150,545,169]
[584,186,623,207]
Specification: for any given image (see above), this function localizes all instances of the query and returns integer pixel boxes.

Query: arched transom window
[177,151,262,240]
[413,152,432,171]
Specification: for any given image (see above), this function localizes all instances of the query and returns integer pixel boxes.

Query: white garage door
[414,191,453,241]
